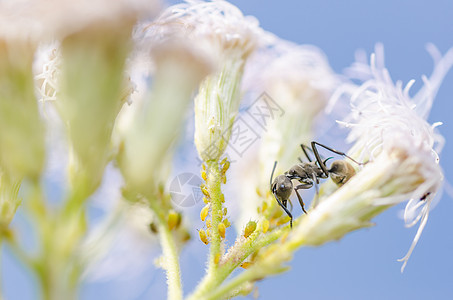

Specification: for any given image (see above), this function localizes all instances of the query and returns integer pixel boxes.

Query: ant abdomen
[329,160,356,186]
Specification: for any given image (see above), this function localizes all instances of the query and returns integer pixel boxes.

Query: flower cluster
[0,1,451,300]
[336,44,453,271]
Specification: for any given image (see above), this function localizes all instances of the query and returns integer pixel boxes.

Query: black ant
[270,141,364,228]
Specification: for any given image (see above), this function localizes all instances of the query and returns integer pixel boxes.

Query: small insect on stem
[270,141,364,228]
[199,229,209,245]
[420,192,431,201]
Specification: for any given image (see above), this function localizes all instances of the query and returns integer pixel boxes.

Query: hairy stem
[206,160,223,273]
[187,220,285,300]
[149,201,183,300]
[202,264,284,300]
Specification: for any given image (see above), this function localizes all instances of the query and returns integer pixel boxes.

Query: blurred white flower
[257,38,339,175]
[235,38,339,229]
[1,0,160,41]
[50,0,160,197]
[0,18,46,179]
[35,44,61,103]
[150,0,260,60]
[150,0,263,162]
[335,44,453,271]
[0,1,47,42]
[117,36,214,194]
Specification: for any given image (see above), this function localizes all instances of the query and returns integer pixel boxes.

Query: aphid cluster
[198,158,231,245]
[270,141,363,227]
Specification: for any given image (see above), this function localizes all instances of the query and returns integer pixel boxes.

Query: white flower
[0,16,46,179]
[150,0,260,61]
[234,38,339,230]
[49,0,161,196]
[150,0,263,162]
[0,0,160,42]
[0,1,46,42]
[117,32,214,193]
[334,44,453,271]
[257,38,339,175]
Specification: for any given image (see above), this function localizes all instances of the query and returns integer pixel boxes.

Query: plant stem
[206,160,223,272]
[159,224,183,300]
[222,223,285,271]
[206,271,256,300]
[149,202,183,300]
[187,221,285,300]
[27,180,85,300]
[202,268,261,300]
[201,261,287,300]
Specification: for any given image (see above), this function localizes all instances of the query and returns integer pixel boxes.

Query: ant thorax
[285,162,325,183]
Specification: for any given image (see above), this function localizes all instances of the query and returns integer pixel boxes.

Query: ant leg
[273,191,293,228]
[312,174,319,193]
[300,144,313,162]
[311,174,321,208]
[312,141,364,169]
[288,198,293,212]
[294,183,312,214]
[311,142,329,177]
[294,189,307,214]
[301,143,332,173]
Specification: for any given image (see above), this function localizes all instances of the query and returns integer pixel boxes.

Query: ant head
[328,160,356,186]
[272,175,293,201]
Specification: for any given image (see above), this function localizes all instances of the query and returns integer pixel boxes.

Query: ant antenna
[301,144,335,169]
[323,157,334,166]
[270,161,278,189]
[300,144,313,162]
